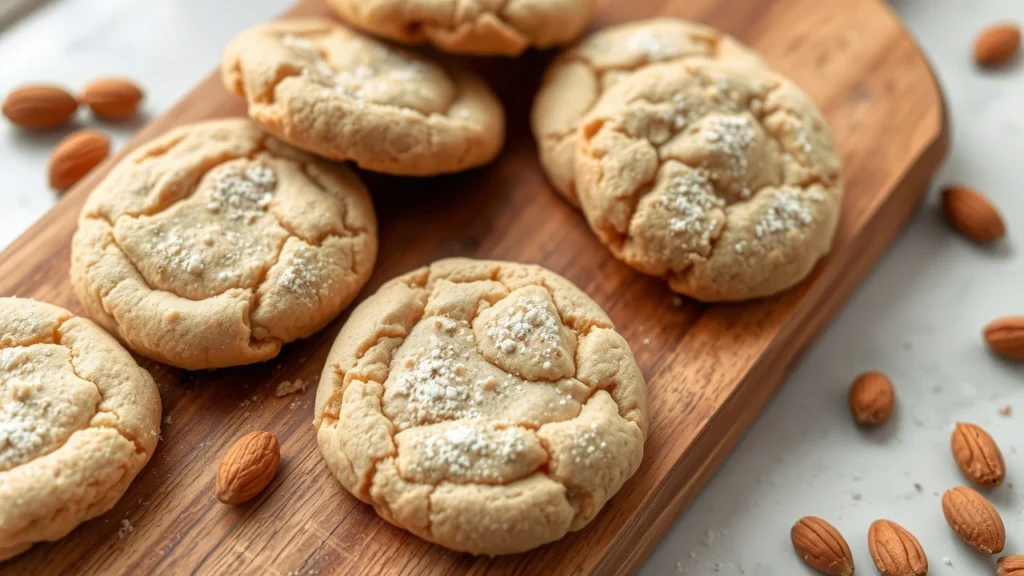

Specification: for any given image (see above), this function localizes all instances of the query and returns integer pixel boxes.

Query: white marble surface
[1,1,1023,574]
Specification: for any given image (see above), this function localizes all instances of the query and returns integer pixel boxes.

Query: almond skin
[975,23,1021,67]
[81,77,144,120]
[48,130,110,191]
[868,520,928,576]
[941,185,1005,243]
[984,316,1024,360]
[942,486,1005,554]
[848,371,894,426]
[791,516,855,576]
[999,555,1024,576]
[216,431,280,505]
[2,84,78,129]
[951,422,1005,488]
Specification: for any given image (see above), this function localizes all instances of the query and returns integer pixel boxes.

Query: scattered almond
[81,77,144,120]
[215,431,280,505]
[1,84,78,129]
[47,130,110,191]
[790,516,854,576]
[868,520,928,576]
[984,317,1024,360]
[941,486,1005,554]
[951,422,1005,488]
[941,185,1005,243]
[848,372,894,426]
[975,23,1021,67]
[999,555,1024,576]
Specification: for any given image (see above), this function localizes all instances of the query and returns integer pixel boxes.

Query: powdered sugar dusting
[485,296,562,362]
[625,29,681,60]
[0,348,89,471]
[702,115,755,177]
[754,191,815,238]
[281,34,316,54]
[569,422,607,464]
[207,163,277,222]
[299,37,431,105]
[387,327,489,430]
[406,421,527,482]
[278,246,323,295]
[661,170,724,245]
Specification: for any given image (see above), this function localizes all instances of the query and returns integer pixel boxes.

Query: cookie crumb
[275,378,308,397]
[118,519,134,539]
[1000,404,1012,416]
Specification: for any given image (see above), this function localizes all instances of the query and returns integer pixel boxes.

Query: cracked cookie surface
[70,118,378,370]
[533,18,763,206]
[575,58,843,302]
[327,0,593,56]
[0,298,161,560]
[314,258,648,555]
[222,18,505,176]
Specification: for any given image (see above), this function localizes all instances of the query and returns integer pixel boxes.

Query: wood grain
[1,0,947,574]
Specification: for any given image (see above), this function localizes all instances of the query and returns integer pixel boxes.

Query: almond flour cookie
[71,119,377,370]
[532,18,763,206]
[314,258,648,555]
[326,0,593,56]
[222,19,505,176]
[575,58,843,302]
[0,298,161,560]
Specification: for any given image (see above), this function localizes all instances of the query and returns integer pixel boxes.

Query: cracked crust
[0,298,161,560]
[575,58,843,302]
[314,258,647,555]
[326,0,593,56]
[221,18,505,176]
[532,18,763,206]
[70,119,378,370]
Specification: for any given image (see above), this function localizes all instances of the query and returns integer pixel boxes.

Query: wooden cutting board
[2,0,947,574]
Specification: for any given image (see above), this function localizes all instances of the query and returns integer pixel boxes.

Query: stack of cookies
[2,1,843,560]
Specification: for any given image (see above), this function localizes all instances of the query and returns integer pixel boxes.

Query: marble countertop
[1,0,1022,574]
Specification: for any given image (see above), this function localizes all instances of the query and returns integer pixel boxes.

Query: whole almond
[941,185,1005,242]
[848,371,894,426]
[999,555,1024,576]
[868,520,928,576]
[984,316,1024,360]
[791,516,855,575]
[216,431,280,505]
[942,486,1005,554]
[2,84,78,129]
[951,422,1005,488]
[975,23,1021,67]
[81,77,144,120]
[48,130,110,191]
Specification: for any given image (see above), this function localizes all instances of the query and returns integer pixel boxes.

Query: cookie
[575,58,843,302]
[0,298,161,560]
[71,119,378,370]
[314,258,648,555]
[326,0,593,56]
[222,18,505,176]
[532,18,762,206]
